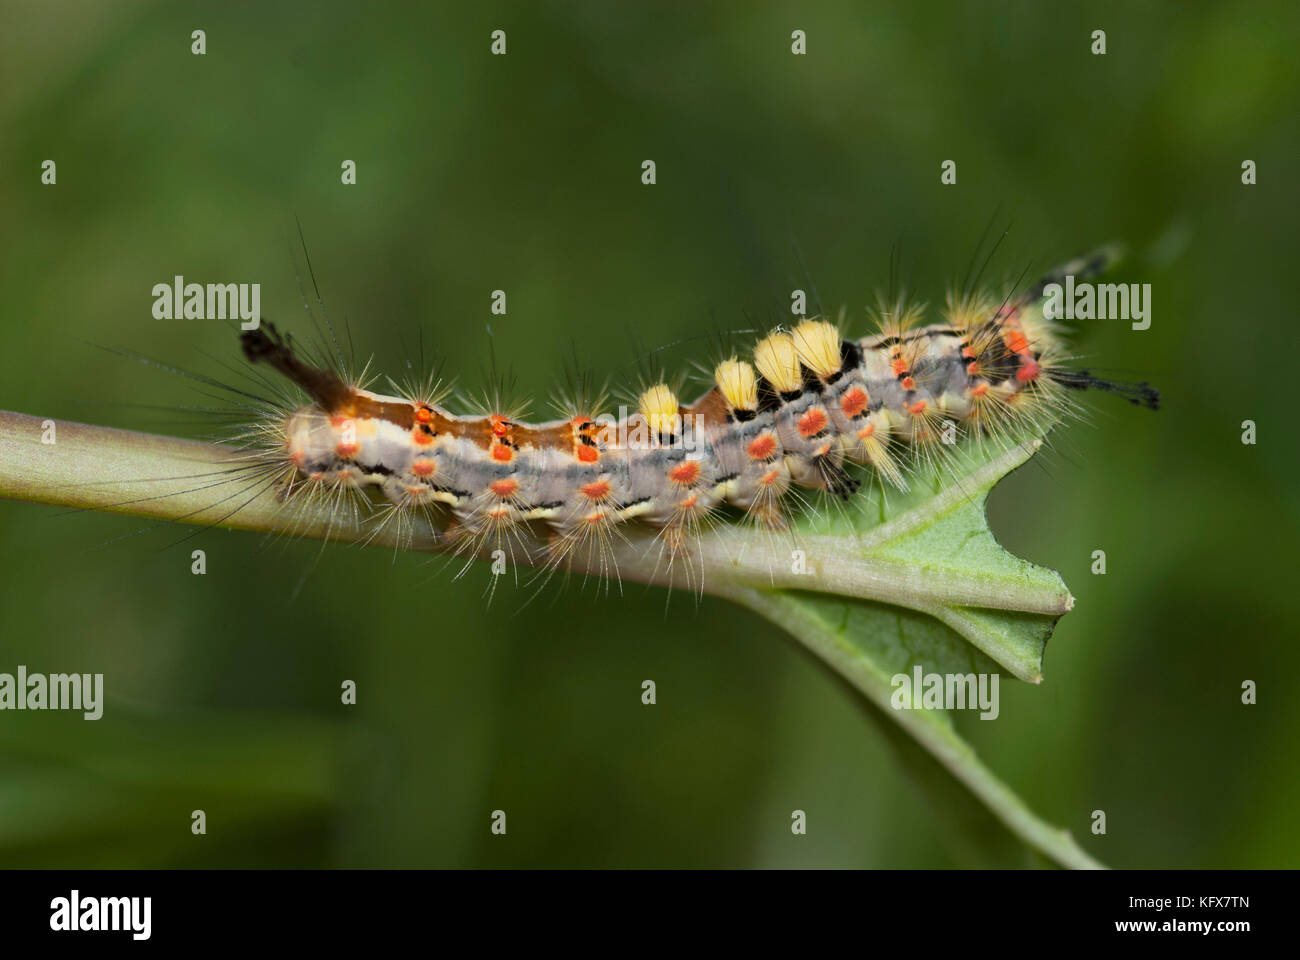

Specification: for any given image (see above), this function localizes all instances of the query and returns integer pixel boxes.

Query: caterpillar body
[237,249,1157,566]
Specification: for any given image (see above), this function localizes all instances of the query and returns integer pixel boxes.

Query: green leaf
[711,433,1102,869]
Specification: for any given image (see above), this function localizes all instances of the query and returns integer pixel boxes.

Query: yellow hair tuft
[638,383,681,436]
[753,331,802,394]
[714,358,758,411]
[792,320,843,379]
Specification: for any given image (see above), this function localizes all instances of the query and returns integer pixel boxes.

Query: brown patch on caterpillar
[682,387,731,425]
[241,324,353,415]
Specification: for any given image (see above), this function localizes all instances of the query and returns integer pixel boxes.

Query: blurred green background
[1,0,1297,867]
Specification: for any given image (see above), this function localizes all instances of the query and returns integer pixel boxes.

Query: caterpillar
[225,247,1157,581]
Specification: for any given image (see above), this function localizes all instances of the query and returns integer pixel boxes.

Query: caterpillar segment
[240,256,1158,566]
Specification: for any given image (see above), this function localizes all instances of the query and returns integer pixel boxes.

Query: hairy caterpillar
[224,247,1157,581]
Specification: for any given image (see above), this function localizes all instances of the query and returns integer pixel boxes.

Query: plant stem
[0,411,1070,613]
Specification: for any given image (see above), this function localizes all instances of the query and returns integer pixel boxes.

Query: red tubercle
[411,458,436,477]
[901,376,916,391]
[489,478,518,498]
[747,433,778,461]
[1016,361,1040,383]
[840,387,868,419]
[797,408,828,438]
[490,443,514,463]
[668,461,700,485]
[576,444,600,464]
[580,480,611,500]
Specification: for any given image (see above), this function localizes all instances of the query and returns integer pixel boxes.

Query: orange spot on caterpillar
[414,406,433,424]
[412,429,434,446]
[490,444,513,463]
[901,376,916,391]
[1016,361,1040,383]
[679,495,699,509]
[576,444,599,464]
[490,415,510,438]
[335,441,359,458]
[411,458,436,477]
[1006,330,1030,355]
[840,387,868,419]
[490,478,518,498]
[669,461,700,485]
[584,511,606,526]
[760,468,781,486]
[329,415,350,428]
[908,400,927,416]
[966,361,980,376]
[891,358,908,377]
[571,415,592,426]
[797,408,829,438]
[488,507,511,519]
[970,382,989,397]
[580,480,610,500]
[747,433,778,460]
[290,450,306,468]
[857,422,876,439]
[961,346,976,359]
